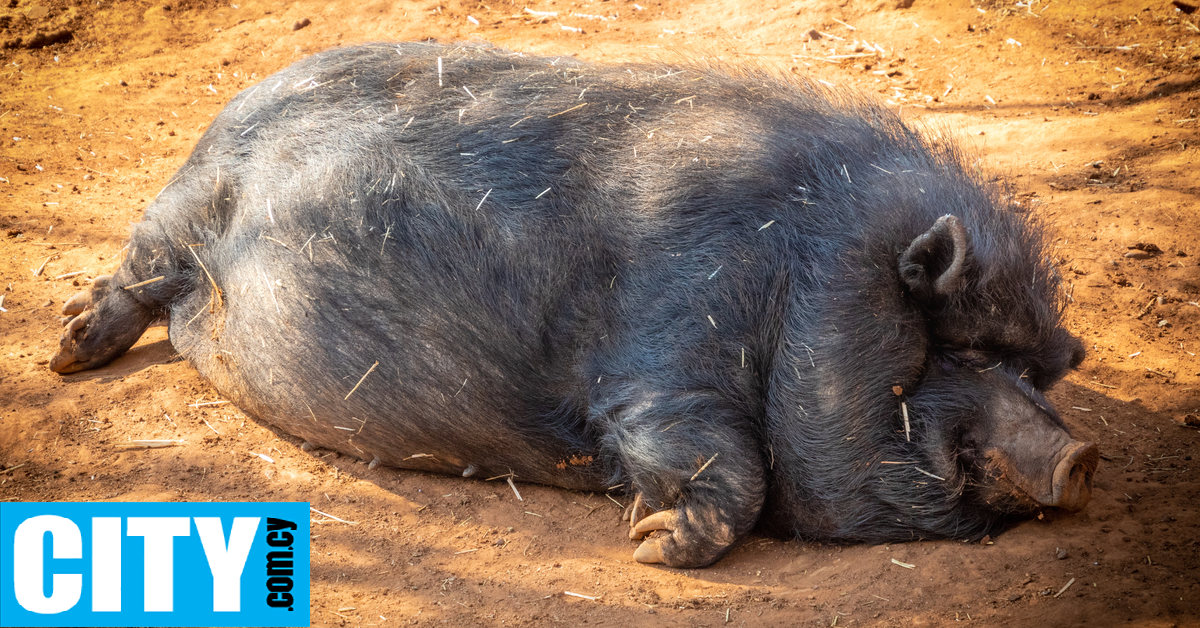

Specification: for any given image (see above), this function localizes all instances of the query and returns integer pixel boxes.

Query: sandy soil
[2,0,1199,625]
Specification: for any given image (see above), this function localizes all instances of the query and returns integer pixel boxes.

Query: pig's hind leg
[50,165,222,374]
[606,392,766,568]
[50,273,161,374]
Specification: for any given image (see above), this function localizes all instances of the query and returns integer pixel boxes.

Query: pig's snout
[1047,440,1098,511]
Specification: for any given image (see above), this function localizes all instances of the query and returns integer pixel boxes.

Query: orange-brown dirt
[2,0,1199,625]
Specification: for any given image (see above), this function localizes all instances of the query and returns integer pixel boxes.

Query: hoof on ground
[622,492,739,568]
[50,275,156,374]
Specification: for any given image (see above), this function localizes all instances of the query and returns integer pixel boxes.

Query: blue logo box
[0,502,310,627]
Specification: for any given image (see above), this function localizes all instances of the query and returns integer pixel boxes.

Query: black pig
[51,42,1098,568]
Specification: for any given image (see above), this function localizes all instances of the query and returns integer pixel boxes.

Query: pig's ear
[898,214,969,299]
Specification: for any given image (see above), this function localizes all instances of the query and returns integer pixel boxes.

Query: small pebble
[292,18,311,31]
[1125,250,1152,259]
[1056,547,1068,560]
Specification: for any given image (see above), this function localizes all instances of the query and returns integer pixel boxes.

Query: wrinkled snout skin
[49,42,1098,568]
[921,363,1099,516]
[983,377,1097,511]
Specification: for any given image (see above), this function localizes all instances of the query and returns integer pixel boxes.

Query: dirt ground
[2,0,1199,625]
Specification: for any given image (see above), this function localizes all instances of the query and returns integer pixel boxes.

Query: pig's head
[898,214,1098,518]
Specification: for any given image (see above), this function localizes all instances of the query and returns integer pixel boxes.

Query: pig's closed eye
[936,348,996,370]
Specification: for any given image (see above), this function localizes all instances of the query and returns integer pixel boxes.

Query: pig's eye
[940,348,995,370]
[956,426,980,454]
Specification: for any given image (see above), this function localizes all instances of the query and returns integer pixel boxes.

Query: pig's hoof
[622,493,653,524]
[626,494,737,568]
[60,275,111,317]
[50,275,156,374]
[50,310,102,373]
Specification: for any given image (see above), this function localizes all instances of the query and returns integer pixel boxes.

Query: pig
[50,42,1098,568]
